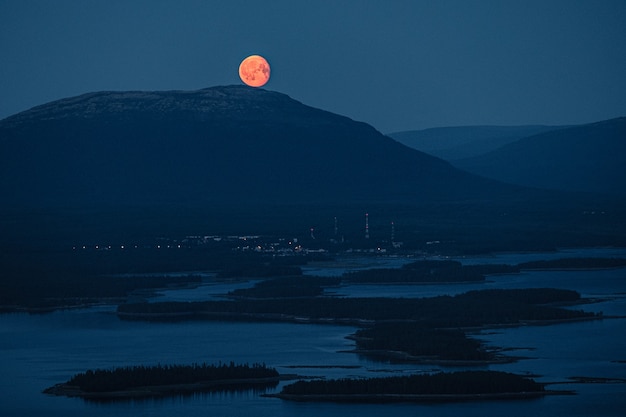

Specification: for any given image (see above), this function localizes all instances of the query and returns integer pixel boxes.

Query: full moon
[238,55,270,87]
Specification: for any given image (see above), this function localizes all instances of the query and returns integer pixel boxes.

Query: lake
[1,248,625,416]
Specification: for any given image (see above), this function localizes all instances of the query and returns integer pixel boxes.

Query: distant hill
[388,125,567,160]
[0,85,520,209]
[454,117,626,196]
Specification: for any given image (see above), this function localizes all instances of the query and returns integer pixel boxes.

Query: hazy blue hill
[388,125,567,160]
[0,85,518,209]
[454,117,626,196]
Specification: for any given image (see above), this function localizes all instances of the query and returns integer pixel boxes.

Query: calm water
[1,248,625,416]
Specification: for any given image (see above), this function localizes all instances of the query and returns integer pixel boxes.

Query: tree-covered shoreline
[118,288,596,327]
[3,254,624,313]
[340,257,626,284]
[342,260,518,284]
[268,370,554,403]
[227,276,341,299]
[349,323,500,364]
[44,362,281,400]
[116,287,597,367]
[518,257,626,270]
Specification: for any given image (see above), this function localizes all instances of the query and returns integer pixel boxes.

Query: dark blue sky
[1,0,625,133]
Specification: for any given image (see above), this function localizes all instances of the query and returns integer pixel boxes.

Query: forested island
[44,362,281,400]
[0,271,203,313]
[349,322,499,365]
[118,288,595,327]
[342,260,517,284]
[0,245,307,312]
[228,276,341,299]
[518,257,626,270]
[341,257,626,284]
[268,370,554,403]
[42,358,562,404]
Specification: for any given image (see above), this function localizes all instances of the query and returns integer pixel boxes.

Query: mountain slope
[388,125,567,160]
[454,117,626,195]
[0,85,519,209]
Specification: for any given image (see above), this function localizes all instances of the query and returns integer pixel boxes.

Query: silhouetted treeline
[0,243,311,310]
[280,371,543,396]
[0,267,202,311]
[217,264,303,279]
[118,288,595,326]
[0,244,250,310]
[353,322,492,361]
[349,292,583,363]
[67,362,278,392]
[518,257,626,270]
[343,260,518,283]
[228,276,341,298]
[463,287,581,304]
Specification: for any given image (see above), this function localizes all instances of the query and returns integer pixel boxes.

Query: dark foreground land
[117,287,596,327]
[44,362,282,400]
[45,363,562,403]
[267,370,565,403]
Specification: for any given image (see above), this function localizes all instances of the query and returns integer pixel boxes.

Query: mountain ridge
[0,85,521,209]
[0,86,349,127]
[388,125,569,160]
[454,117,626,196]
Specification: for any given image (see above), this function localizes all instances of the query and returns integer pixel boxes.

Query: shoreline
[343,347,518,366]
[43,374,300,400]
[116,309,603,327]
[0,299,123,314]
[117,310,377,326]
[263,390,574,403]
[4,252,625,315]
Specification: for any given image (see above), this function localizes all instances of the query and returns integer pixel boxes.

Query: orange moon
[238,55,270,87]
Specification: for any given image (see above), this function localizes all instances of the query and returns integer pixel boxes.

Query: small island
[518,257,626,270]
[342,260,518,284]
[117,287,597,327]
[267,370,561,403]
[228,276,341,299]
[348,322,504,365]
[44,362,283,400]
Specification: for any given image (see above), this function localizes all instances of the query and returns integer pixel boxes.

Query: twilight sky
[1,0,625,133]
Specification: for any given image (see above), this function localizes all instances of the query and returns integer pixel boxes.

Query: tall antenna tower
[391,221,395,243]
[365,213,370,239]
[334,216,338,237]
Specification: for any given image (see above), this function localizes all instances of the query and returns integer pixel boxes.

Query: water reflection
[79,381,279,404]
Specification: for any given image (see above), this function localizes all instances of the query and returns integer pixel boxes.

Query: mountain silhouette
[455,117,626,196]
[388,125,567,160]
[0,85,520,209]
